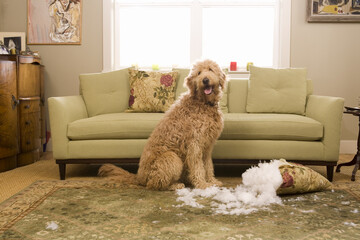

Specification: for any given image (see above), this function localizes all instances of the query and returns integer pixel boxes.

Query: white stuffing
[176,160,286,215]
[344,222,357,227]
[299,209,315,213]
[286,196,306,202]
[46,221,59,230]
[350,209,358,213]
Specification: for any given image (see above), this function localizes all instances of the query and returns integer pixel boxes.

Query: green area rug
[0,180,360,240]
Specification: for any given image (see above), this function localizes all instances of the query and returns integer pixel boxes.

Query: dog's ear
[219,69,227,90]
[184,72,197,94]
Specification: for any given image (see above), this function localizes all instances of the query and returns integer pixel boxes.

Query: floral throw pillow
[276,159,331,195]
[127,69,178,112]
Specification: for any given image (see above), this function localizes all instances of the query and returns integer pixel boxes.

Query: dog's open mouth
[204,86,213,95]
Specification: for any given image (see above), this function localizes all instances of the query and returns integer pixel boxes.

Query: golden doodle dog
[98,59,227,190]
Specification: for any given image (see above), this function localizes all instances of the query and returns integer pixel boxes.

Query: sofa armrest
[305,95,344,161]
[48,96,88,159]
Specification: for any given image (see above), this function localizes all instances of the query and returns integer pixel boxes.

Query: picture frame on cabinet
[308,0,360,22]
[0,32,26,54]
[0,41,9,54]
[27,0,82,45]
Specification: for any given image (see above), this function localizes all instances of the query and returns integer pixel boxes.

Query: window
[103,0,291,72]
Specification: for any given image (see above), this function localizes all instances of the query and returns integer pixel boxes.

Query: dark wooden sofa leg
[326,166,334,182]
[58,163,66,180]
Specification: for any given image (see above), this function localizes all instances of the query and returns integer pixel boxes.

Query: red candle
[230,62,237,71]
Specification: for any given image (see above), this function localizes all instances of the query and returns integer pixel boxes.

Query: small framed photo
[308,0,360,23]
[0,32,26,53]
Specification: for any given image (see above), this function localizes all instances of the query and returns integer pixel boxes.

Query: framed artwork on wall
[27,0,82,45]
[0,32,26,53]
[308,0,360,22]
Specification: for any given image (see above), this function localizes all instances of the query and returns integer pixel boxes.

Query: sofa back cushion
[228,78,313,113]
[246,66,308,115]
[80,68,130,117]
[173,68,189,99]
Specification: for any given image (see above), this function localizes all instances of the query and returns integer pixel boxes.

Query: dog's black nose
[203,78,209,85]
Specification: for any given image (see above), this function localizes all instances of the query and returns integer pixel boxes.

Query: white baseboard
[340,140,357,154]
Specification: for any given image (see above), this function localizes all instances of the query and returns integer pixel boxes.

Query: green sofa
[48,68,344,181]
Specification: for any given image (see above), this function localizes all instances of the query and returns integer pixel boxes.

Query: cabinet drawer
[20,131,41,152]
[20,111,40,152]
[20,112,40,135]
[20,99,40,114]
[18,63,41,97]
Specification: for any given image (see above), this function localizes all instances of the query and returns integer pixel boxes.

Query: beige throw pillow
[127,69,178,113]
[246,66,307,115]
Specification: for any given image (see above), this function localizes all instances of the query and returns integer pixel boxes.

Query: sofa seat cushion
[68,113,164,140]
[221,113,323,141]
[68,113,323,141]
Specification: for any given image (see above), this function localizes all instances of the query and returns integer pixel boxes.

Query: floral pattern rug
[0,180,359,240]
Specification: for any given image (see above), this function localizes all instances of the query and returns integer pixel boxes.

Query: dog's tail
[98,164,138,185]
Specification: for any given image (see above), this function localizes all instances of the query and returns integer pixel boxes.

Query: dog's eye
[198,71,201,75]
[209,68,213,72]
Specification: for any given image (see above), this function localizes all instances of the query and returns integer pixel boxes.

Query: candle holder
[152,64,159,71]
[230,62,237,71]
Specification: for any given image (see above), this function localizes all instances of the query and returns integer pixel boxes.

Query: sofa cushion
[68,113,164,140]
[127,69,178,113]
[221,113,323,141]
[246,66,307,115]
[228,78,314,114]
[68,112,323,141]
[173,67,229,113]
[80,68,130,117]
[276,160,331,195]
[173,68,189,99]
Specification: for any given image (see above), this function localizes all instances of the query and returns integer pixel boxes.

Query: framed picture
[0,32,26,53]
[27,0,82,45]
[308,0,360,22]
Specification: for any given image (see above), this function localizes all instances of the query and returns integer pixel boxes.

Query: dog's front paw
[194,182,214,189]
[208,178,223,187]
[168,183,185,191]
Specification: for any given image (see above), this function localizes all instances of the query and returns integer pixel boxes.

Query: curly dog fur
[98,59,227,190]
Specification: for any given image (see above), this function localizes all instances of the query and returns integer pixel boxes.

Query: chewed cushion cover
[127,69,178,113]
[276,159,331,195]
[246,66,307,115]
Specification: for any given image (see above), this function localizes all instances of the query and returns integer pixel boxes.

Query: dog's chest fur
[169,95,223,140]
[146,94,224,154]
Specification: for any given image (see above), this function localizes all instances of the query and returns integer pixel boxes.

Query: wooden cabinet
[0,55,45,172]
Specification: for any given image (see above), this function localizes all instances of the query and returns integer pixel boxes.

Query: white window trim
[102,0,291,74]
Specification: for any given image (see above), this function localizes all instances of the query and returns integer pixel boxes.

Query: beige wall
[291,0,360,142]
[0,0,358,144]
[0,0,103,130]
